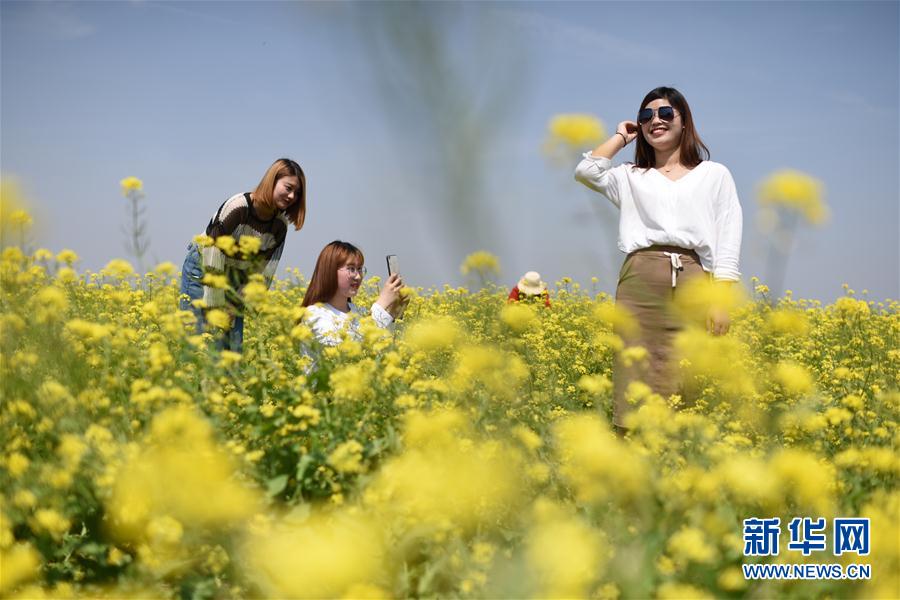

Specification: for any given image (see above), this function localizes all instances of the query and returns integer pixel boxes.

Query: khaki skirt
[612,245,709,428]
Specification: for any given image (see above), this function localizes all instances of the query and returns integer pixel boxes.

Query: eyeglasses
[637,106,679,125]
[341,266,367,277]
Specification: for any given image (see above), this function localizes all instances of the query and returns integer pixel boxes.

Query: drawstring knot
[663,252,683,288]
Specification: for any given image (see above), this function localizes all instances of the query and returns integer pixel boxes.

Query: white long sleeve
[304,301,394,346]
[574,152,743,281]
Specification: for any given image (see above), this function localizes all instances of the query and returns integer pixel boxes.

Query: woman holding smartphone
[574,86,743,433]
[301,240,405,346]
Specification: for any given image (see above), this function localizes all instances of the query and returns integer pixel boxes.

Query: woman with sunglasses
[574,86,743,433]
[300,240,405,346]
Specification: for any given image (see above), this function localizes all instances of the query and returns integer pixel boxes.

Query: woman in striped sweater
[179,158,306,351]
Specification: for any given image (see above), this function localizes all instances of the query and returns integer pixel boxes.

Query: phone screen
[386,255,399,276]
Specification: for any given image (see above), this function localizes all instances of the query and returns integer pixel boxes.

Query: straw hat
[517,271,546,296]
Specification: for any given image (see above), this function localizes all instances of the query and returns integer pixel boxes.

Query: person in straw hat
[508,271,551,307]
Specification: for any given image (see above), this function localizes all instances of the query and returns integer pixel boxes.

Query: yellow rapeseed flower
[667,526,718,566]
[771,449,835,515]
[193,234,214,248]
[205,309,232,330]
[31,286,69,324]
[215,236,238,257]
[525,499,606,597]
[107,406,260,542]
[717,566,747,591]
[56,266,77,283]
[553,414,648,504]
[402,408,470,449]
[31,509,70,540]
[57,434,88,469]
[403,316,461,353]
[6,453,30,477]
[834,296,871,317]
[674,276,747,325]
[146,515,183,546]
[459,251,500,278]
[0,543,41,594]
[242,512,385,599]
[243,281,268,303]
[238,235,262,256]
[546,113,607,149]
[153,261,176,275]
[101,259,135,278]
[715,455,780,508]
[13,490,37,509]
[329,361,374,403]
[452,345,529,401]
[33,248,53,262]
[65,319,113,343]
[365,411,524,531]
[860,492,900,599]
[0,177,33,230]
[328,440,365,474]
[758,169,828,225]
[674,326,755,396]
[577,374,612,396]
[773,361,814,396]
[766,308,810,336]
[202,273,229,289]
[592,301,639,337]
[7,209,33,227]
[120,176,144,194]
[500,303,538,333]
[620,345,648,367]
[512,425,543,451]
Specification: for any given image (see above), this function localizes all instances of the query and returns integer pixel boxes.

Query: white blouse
[304,301,394,346]
[574,152,743,281]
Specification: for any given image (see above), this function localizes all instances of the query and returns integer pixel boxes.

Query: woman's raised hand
[618,121,638,145]
[376,273,404,313]
[588,121,638,159]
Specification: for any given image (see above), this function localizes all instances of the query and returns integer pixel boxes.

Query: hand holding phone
[384,254,408,319]
[386,254,399,277]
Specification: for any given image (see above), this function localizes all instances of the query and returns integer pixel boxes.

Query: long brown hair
[301,241,365,307]
[253,158,307,230]
[634,87,709,169]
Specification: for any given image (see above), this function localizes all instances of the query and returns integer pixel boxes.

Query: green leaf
[77,542,107,557]
[266,474,289,497]
[296,454,314,481]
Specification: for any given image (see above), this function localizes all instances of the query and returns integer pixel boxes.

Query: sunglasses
[638,106,679,125]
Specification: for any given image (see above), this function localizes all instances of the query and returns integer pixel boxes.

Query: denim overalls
[179,242,244,351]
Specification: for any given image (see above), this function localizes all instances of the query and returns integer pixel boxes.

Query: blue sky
[2,1,898,302]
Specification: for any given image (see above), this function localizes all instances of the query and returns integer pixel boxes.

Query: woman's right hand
[587,121,639,159]
[376,273,403,312]
[618,121,638,145]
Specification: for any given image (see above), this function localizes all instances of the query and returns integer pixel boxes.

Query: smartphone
[386,254,399,277]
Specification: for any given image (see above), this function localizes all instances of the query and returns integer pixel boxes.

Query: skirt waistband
[627,245,700,261]
[626,246,701,288]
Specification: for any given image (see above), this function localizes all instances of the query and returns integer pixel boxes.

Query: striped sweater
[201,193,288,311]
